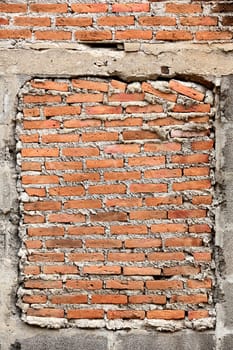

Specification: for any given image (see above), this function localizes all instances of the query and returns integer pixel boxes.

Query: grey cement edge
[1,44,233,349]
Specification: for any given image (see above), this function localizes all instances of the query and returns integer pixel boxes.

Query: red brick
[0,30,31,39]
[63,173,100,182]
[92,295,127,304]
[67,309,104,319]
[29,252,64,262]
[151,223,187,233]
[22,175,59,184]
[71,4,108,13]
[62,147,99,156]
[0,18,8,25]
[191,140,214,150]
[130,210,167,220]
[148,252,185,261]
[43,265,78,274]
[139,16,176,26]
[24,215,45,224]
[45,239,82,249]
[72,79,108,92]
[0,4,27,12]
[168,209,206,219]
[82,132,118,142]
[23,94,61,104]
[23,265,40,274]
[24,201,61,211]
[86,239,122,248]
[31,80,68,91]
[128,155,165,166]
[172,179,211,191]
[145,169,182,178]
[64,199,101,209]
[104,171,141,181]
[66,280,103,290]
[144,143,181,152]
[171,294,208,304]
[142,82,177,102]
[108,253,145,262]
[166,4,202,13]
[83,266,121,275]
[196,31,232,41]
[35,31,71,41]
[184,167,210,176]
[66,93,103,103]
[30,4,68,12]
[27,308,64,318]
[111,225,147,235]
[89,184,126,195]
[22,148,59,158]
[124,239,161,248]
[171,154,209,164]
[130,184,167,193]
[22,162,41,171]
[75,30,112,41]
[104,144,140,154]
[105,118,142,127]
[23,108,40,117]
[85,105,122,114]
[28,227,64,237]
[163,266,200,276]
[148,117,184,126]
[14,17,51,27]
[156,30,193,41]
[106,280,144,290]
[188,310,209,320]
[145,196,182,206]
[116,30,152,40]
[64,119,101,128]
[193,252,211,261]
[123,267,161,275]
[44,105,81,117]
[123,130,158,140]
[24,280,62,289]
[49,186,85,196]
[112,4,149,12]
[68,253,104,261]
[146,280,183,290]
[56,17,92,27]
[172,104,211,113]
[68,226,105,236]
[129,295,166,304]
[23,295,47,304]
[106,198,142,207]
[90,212,127,222]
[189,224,212,234]
[187,279,212,289]
[42,134,80,143]
[97,16,135,26]
[51,295,87,304]
[192,195,212,205]
[49,213,85,223]
[23,120,60,129]
[169,80,205,101]
[126,105,163,113]
[180,17,217,26]
[147,310,185,320]
[107,310,145,320]
[86,159,123,169]
[165,237,202,247]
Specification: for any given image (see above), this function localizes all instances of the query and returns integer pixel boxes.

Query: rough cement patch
[115,331,215,350]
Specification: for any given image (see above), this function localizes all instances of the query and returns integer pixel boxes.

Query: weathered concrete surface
[0,45,232,349]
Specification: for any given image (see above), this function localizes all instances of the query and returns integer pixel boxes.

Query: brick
[142,82,177,102]
[145,169,182,178]
[22,162,41,171]
[105,144,141,154]
[43,265,78,274]
[49,186,85,196]
[23,265,40,274]
[188,310,209,320]
[148,252,185,261]
[97,16,135,26]
[166,4,202,13]
[151,223,187,233]
[165,238,202,247]
[62,147,99,156]
[192,195,212,205]
[110,79,127,92]
[35,31,71,41]
[85,105,122,114]
[124,239,161,248]
[56,17,92,27]
[27,308,64,318]
[116,30,152,40]
[49,213,85,223]
[86,159,123,169]
[123,267,161,275]
[193,252,211,261]
[31,80,68,91]
[83,266,121,275]
[109,93,144,102]
[44,105,81,117]
[147,310,185,320]
[105,118,143,128]
[106,280,144,290]
[72,79,108,92]
[0,4,27,12]
[144,142,181,152]
[64,199,101,209]
[145,196,182,206]
[92,295,127,304]
[107,310,145,320]
[42,134,80,143]
[196,31,232,41]
[66,280,103,290]
[86,239,122,248]
[23,95,61,104]
[180,17,217,26]
[108,252,145,262]
[189,224,211,234]
[89,184,126,194]
[24,215,45,224]
[123,130,158,140]
[46,162,82,170]
[23,108,40,117]
[67,309,104,319]
[24,201,61,211]
[171,294,208,304]
[28,227,64,237]
[0,30,31,39]
[187,279,212,289]
[212,3,233,13]
[68,226,105,236]
[126,105,163,113]
[29,252,64,262]
[0,18,8,25]
[172,179,211,191]
[75,30,112,41]
[168,209,206,219]
[24,280,62,289]
[104,171,141,181]
[71,4,108,13]
[128,156,165,166]
[184,167,210,176]
[172,104,211,113]
[112,4,150,12]
[163,266,200,276]
[148,117,184,126]
[23,295,47,304]
[30,4,68,12]
[14,17,51,27]
[130,210,167,220]
[171,154,209,164]
[146,280,183,290]
[22,175,59,184]
[191,140,214,150]
[130,184,167,193]
[90,212,127,222]
[24,188,45,197]
[64,119,101,128]
[111,225,147,235]
[22,148,59,157]
[169,80,204,101]
[45,239,82,248]
[51,295,87,304]
[82,132,118,142]
[129,295,166,304]
[106,198,142,207]
[63,173,100,182]
[222,17,233,26]
[68,253,104,261]
[66,93,103,103]
[23,120,60,129]
[139,16,176,26]
[156,30,193,41]
[20,134,39,143]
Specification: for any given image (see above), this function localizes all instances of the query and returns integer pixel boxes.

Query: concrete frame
[1,43,233,349]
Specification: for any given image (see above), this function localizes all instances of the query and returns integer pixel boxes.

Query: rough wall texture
[16,77,215,328]
[1,0,233,349]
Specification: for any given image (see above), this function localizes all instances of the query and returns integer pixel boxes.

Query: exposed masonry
[16,77,216,330]
[1,2,233,46]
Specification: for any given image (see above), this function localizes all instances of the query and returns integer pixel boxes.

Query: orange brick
[147,310,185,320]
[144,142,181,152]
[148,117,184,126]
[71,4,108,13]
[82,131,118,142]
[86,239,122,248]
[68,226,105,235]
[28,227,64,237]
[171,294,208,304]
[116,29,152,40]
[112,4,149,12]
[85,105,122,114]
[107,310,145,320]
[23,108,40,117]
[35,30,71,41]
[192,195,212,205]
[123,130,158,140]
[23,295,47,304]
[83,266,121,275]
[189,224,212,234]
[75,30,112,41]
[106,280,144,290]
[104,171,141,181]
[163,266,200,276]
[172,104,211,113]
[30,4,68,12]
[146,280,183,290]
[166,4,202,13]
[108,252,145,262]
[184,167,210,176]
[188,310,209,320]
[187,279,212,289]
[126,104,163,114]
[31,80,68,91]
[22,162,41,171]
[145,169,182,178]
[14,17,51,26]
[0,4,27,12]
[86,159,123,169]
[44,105,81,117]
[63,173,100,182]
[68,253,104,261]
[24,201,61,211]
[142,82,177,101]
[168,209,206,219]
[62,147,99,156]
[66,93,103,103]
[66,280,103,290]
[0,18,8,25]
[49,186,85,196]
[156,30,192,41]
[130,184,167,193]
[97,16,134,26]
[45,239,82,248]
[165,237,202,247]
[23,94,61,104]
[24,215,44,224]
[104,144,140,154]
[148,252,185,261]
[172,179,211,191]
[25,280,62,289]
[191,140,214,150]
[169,80,205,101]
[171,154,209,164]
[56,17,92,27]
[49,213,85,223]
[64,119,101,128]
[123,267,161,275]
[23,265,40,275]
[106,198,142,207]
[42,134,79,143]
[64,199,101,209]
[130,210,167,220]
[25,188,46,197]
[27,308,64,318]
[22,175,59,184]
[193,252,212,261]
[145,196,182,206]
[67,309,104,319]
[196,31,232,41]
[92,295,127,304]
[124,239,161,248]
[51,295,87,304]
[89,184,126,195]
[180,17,217,26]
[90,212,127,222]
[0,30,31,39]
[22,148,59,158]
[46,161,82,170]
[129,295,166,304]
[29,252,64,262]
[43,265,78,274]
[110,79,127,92]
[23,120,60,129]
[72,79,108,92]
[111,225,147,235]
[151,223,187,233]
[139,16,176,26]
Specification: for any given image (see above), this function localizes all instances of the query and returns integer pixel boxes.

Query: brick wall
[16,77,215,327]
[1,2,233,44]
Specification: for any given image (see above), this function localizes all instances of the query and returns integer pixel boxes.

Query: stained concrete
[0,44,232,349]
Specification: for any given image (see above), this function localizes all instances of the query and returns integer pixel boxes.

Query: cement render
[0,43,232,349]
